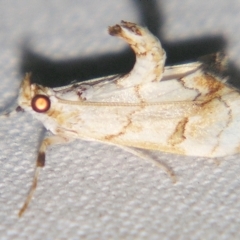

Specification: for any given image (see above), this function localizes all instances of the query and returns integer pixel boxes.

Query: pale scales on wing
[2,21,240,216]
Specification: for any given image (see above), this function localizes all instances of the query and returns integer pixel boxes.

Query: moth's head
[17,73,52,114]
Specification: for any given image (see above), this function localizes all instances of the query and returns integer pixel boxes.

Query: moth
[2,21,240,216]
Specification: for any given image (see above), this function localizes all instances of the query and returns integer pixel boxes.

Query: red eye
[31,95,51,113]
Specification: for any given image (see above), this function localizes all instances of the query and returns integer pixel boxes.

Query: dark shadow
[20,0,238,88]
[135,0,163,37]
[163,37,225,65]
[133,0,226,63]
[228,62,240,88]
[21,47,135,87]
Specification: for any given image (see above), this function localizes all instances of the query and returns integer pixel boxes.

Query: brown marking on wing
[186,95,232,145]
[104,107,144,141]
[209,98,232,155]
[186,98,218,140]
[153,62,164,82]
[179,73,226,102]
[194,74,224,96]
[150,45,165,82]
[134,85,145,103]
[168,117,188,146]
[179,77,201,101]
[104,115,134,141]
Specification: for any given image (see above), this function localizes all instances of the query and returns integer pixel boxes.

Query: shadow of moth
[2,21,240,216]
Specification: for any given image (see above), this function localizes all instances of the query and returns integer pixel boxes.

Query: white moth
[2,21,240,216]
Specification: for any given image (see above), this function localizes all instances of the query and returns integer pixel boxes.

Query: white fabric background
[1,0,240,239]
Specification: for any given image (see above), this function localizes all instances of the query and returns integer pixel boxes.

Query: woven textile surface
[1,1,240,239]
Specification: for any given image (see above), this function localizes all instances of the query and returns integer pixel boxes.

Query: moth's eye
[31,95,51,113]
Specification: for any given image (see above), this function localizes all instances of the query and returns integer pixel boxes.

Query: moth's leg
[108,21,166,85]
[119,146,176,183]
[18,135,70,217]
